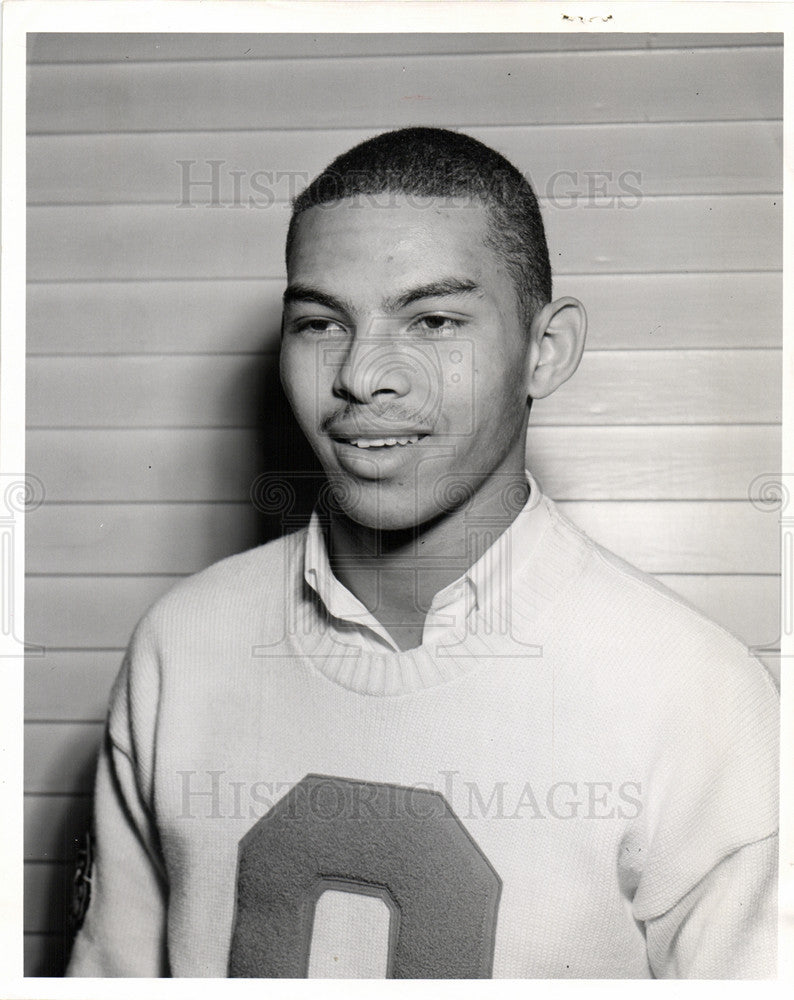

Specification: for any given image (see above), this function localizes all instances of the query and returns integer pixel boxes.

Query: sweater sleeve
[625,627,779,979]
[645,834,778,978]
[66,619,169,977]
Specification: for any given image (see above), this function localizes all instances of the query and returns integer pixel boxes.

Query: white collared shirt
[303,472,548,653]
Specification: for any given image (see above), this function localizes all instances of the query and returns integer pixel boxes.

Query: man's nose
[332,326,413,404]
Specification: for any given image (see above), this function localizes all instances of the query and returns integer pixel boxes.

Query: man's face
[280,194,533,531]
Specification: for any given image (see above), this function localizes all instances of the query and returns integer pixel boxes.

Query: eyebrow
[282,284,354,315]
[383,279,481,312]
[282,278,481,316]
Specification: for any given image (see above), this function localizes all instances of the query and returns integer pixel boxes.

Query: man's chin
[323,483,444,534]
[333,502,430,533]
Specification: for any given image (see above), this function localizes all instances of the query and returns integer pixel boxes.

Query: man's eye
[413,315,461,334]
[298,318,347,335]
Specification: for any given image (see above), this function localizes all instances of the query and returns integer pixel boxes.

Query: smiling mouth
[341,434,426,449]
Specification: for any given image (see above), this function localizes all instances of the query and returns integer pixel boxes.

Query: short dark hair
[285,127,552,326]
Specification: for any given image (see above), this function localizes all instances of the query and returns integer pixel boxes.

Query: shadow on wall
[243,328,325,544]
[31,753,95,975]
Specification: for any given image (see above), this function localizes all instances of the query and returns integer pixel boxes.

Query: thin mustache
[321,404,433,435]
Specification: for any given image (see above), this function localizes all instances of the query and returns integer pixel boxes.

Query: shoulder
[106,530,307,745]
[544,499,778,706]
[544,501,778,842]
[133,528,306,645]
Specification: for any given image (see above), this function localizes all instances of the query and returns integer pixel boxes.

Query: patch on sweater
[228,773,502,978]
[70,830,93,933]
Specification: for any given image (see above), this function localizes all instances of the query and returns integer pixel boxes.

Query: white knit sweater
[67,491,778,978]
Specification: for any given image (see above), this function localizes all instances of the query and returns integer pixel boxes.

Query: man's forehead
[287,195,494,285]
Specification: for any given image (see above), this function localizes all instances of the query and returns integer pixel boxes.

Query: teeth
[349,435,421,448]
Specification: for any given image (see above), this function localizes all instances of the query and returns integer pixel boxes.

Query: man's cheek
[283,368,321,427]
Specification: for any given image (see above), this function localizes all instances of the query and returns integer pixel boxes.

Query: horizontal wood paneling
[26,33,783,64]
[26,278,283,354]
[27,425,781,502]
[27,121,782,205]
[549,349,781,425]
[24,862,75,935]
[26,428,264,502]
[25,501,778,576]
[25,651,121,721]
[565,273,782,350]
[28,504,263,574]
[25,272,783,354]
[27,49,782,135]
[25,794,93,861]
[26,576,182,649]
[25,723,104,795]
[562,502,778,574]
[26,196,783,281]
[26,349,781,428]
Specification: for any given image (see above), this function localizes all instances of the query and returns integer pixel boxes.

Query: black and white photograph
[2,0,790,988]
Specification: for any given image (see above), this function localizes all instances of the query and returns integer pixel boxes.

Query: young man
[67,128,778,979]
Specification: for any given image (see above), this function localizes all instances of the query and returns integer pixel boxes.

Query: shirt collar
[303,470,548,641]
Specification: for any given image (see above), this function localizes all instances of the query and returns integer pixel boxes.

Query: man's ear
[526,296,587,400]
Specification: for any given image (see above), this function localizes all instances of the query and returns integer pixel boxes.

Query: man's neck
[326,472,529,651]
